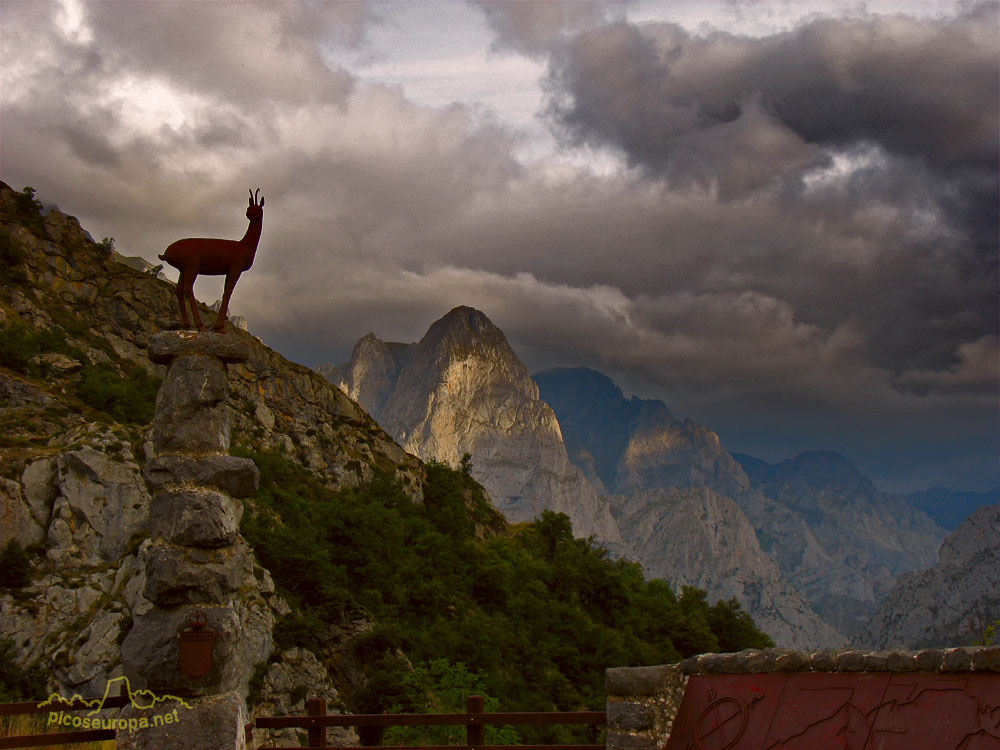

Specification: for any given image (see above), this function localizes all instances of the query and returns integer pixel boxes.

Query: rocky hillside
[0,181,417,714]
[855,502,1000,648]
[0,182,783,730]
[605,486,843,648]
[328,307,622,545]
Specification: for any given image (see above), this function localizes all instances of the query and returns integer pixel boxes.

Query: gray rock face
[254,648,358,748]
[47,447,151,565]
[607,487,844,649]
[735,451,947,637]
[855,503,1000,649]
[331,307,622,545]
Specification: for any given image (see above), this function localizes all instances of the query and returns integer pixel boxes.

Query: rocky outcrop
[855,503,1000,649]
[0,181,422,500]
[253,648,358,748]
[0,431,151,697]
[118,332,270,748]
[329,307,622,545]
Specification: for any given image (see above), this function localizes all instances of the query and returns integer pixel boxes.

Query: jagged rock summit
[329,307,623,546]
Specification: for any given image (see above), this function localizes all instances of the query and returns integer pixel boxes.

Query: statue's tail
[158,253,167,261]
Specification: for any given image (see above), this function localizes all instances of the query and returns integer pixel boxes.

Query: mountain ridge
[334,314,841,647]
[534,367,947,642]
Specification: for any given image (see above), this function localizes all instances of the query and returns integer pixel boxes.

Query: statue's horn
[249,188,254,206]
[254,188,261,205]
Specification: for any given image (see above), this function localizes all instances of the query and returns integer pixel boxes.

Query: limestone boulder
[150,489,243,548]
[142,542,249,607]
[143,455,259,498]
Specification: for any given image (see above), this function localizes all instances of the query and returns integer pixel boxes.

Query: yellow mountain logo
[39,675,192,733]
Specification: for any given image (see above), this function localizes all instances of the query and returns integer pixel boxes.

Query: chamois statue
[159,188,264,333]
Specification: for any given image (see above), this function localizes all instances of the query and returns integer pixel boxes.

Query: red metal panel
[666,672,1000,749]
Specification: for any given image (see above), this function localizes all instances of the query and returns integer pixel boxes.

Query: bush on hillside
[239,447,774,733]
[76,363,161,425]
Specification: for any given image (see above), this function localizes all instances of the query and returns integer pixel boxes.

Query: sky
[1,0,997,493]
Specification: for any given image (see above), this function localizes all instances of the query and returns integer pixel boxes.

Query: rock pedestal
[120,331,259,749]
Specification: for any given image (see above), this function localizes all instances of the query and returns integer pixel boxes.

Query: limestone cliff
[330,308,622,545]
[854,503,1000,649]
[538,368,948,642]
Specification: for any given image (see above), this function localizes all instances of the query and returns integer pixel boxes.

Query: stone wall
[605,646,1000,749]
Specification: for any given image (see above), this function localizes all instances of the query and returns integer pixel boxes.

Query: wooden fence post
[466,694,485,749]
[359,725,386,746]
[307,697,327,748]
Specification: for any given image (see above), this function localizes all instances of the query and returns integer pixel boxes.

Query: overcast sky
[2,0,997,493]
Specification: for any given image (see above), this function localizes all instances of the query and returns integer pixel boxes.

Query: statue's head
[247,188,265,221]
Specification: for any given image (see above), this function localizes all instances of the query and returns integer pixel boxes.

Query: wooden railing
[252,695,607,750]
[0,693,128,748]
[1,694,605,749]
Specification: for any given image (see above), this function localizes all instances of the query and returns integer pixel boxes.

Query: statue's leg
[175,269,192,329]
[213,269,240,333]
[183,271,206,331]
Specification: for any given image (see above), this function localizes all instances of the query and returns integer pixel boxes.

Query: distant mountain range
[320,306,995,649]
[904,486,1000,530]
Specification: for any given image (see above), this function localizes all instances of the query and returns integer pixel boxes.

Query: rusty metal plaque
[666,672,1000,749]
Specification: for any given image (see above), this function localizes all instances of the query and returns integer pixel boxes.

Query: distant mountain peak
[535,367,626,402]
[771,450,872,491]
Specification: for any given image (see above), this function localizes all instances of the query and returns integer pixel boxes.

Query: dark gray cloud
[547,7,998,177]
[534,6,998,378]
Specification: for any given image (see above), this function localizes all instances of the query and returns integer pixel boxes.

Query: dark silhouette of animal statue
[159,188,264,333]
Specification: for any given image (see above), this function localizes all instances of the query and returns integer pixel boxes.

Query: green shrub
[0,638,47,701]
[0,321,83,376]
[12,186,45,235]
[0,541,32,589]
[76,363,161,425]
[0,231,27,283]
[240,448,775,720]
